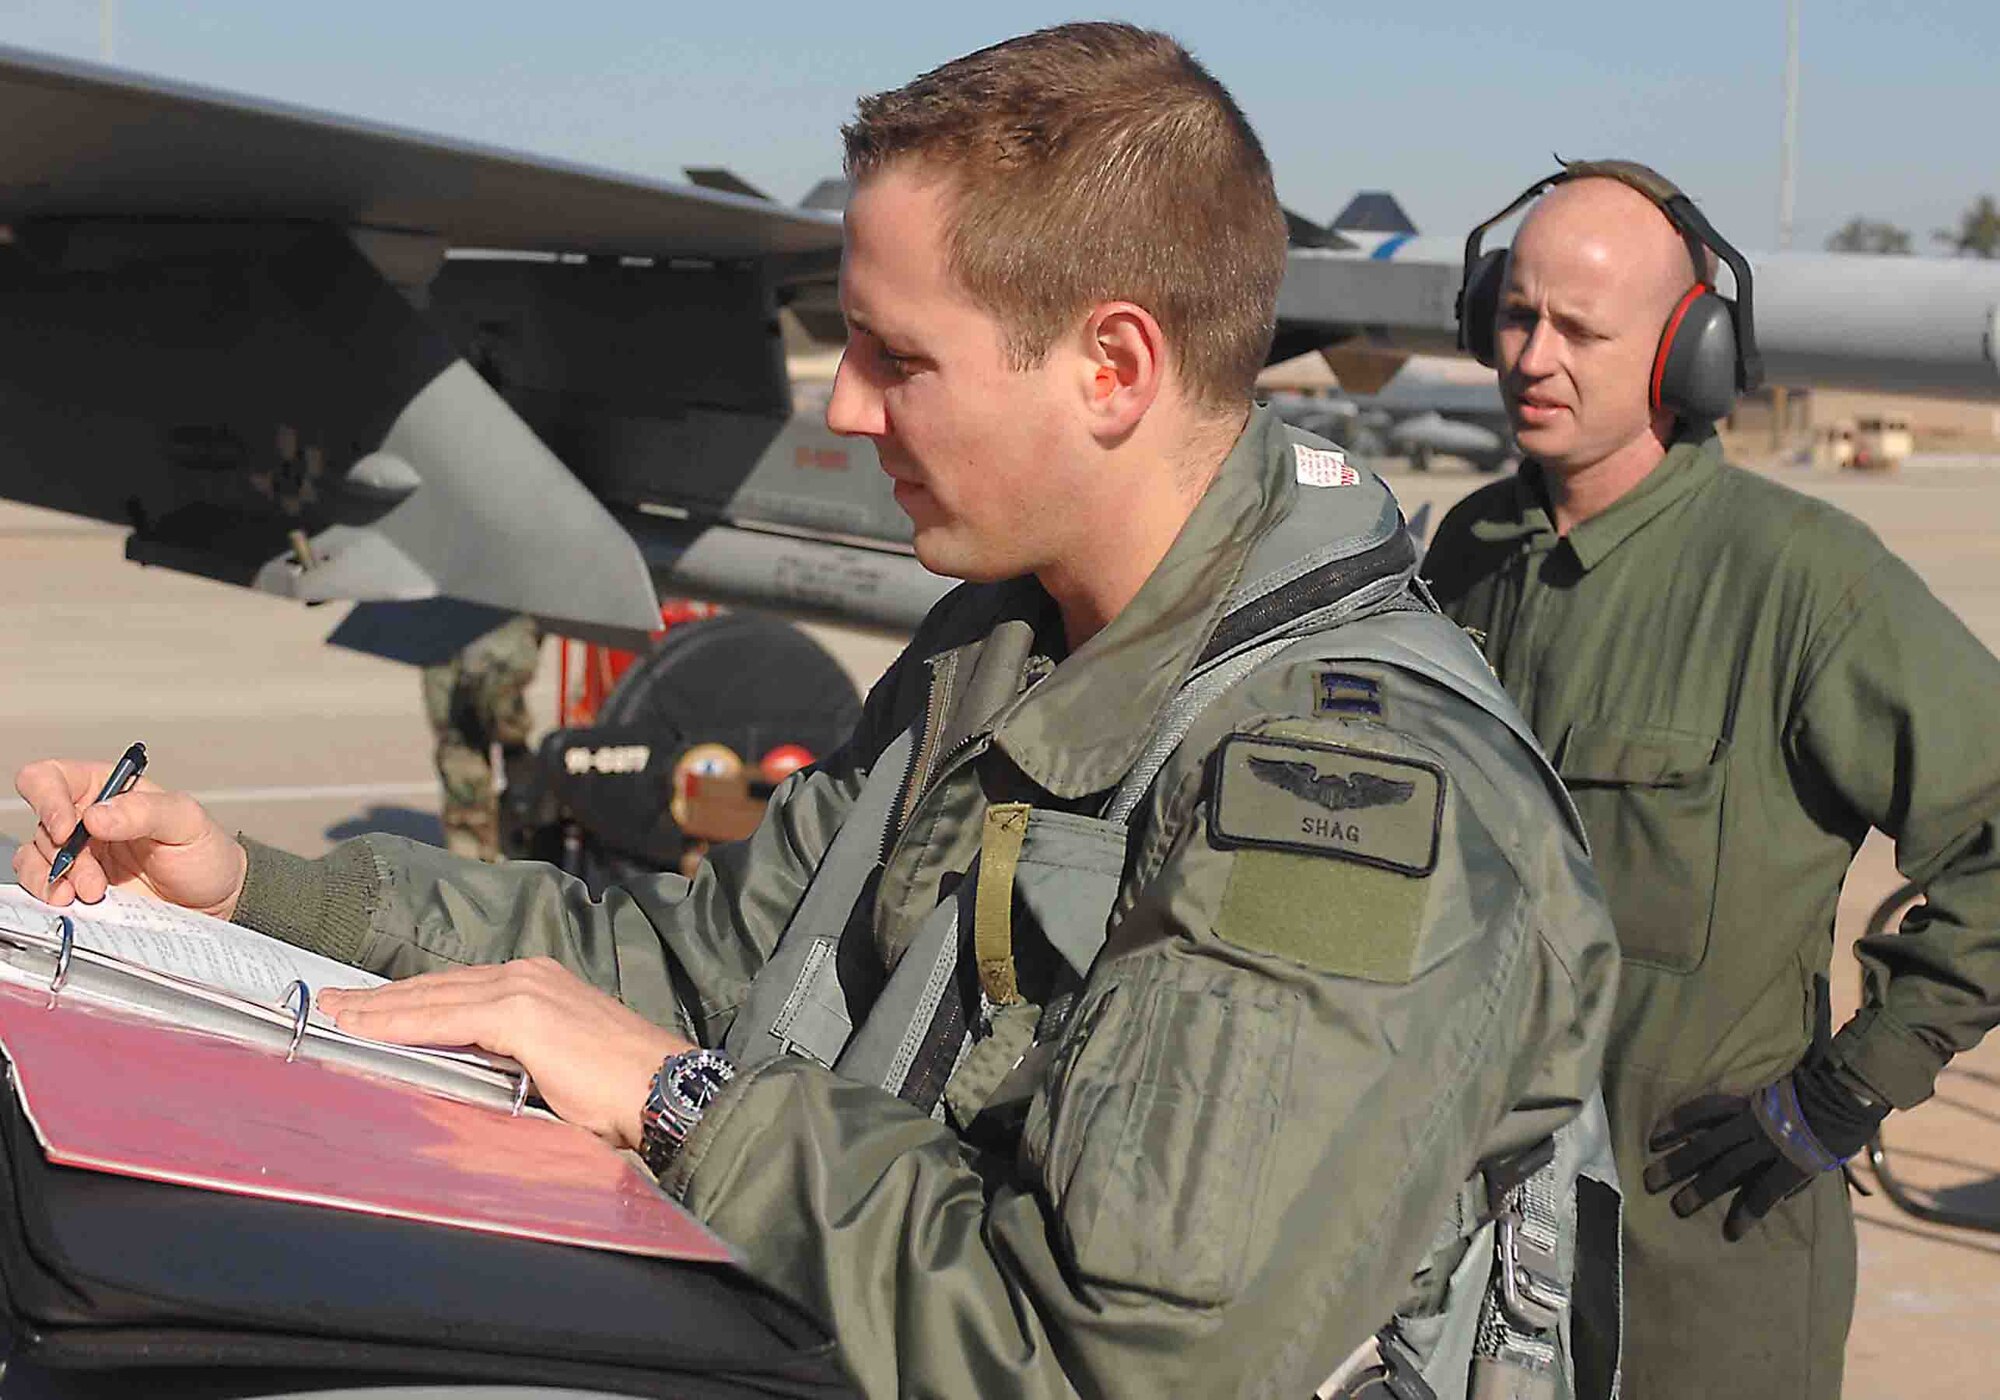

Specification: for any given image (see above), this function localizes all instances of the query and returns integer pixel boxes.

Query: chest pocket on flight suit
[998,806,1302,1306]
[1557,721,1728,973]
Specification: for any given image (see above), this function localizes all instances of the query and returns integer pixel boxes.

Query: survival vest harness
[723,427,1620,1400]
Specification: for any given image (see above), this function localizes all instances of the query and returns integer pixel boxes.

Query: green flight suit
[1422,431,2000,1400]
[235,407,1619,1398]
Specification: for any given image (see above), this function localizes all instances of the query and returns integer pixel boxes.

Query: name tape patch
[1293,443,1360,488]
[1208,733,1444,875]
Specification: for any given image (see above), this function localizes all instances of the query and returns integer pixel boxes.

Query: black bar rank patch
[1315,669,1383,719]
[1207,733,1445,876]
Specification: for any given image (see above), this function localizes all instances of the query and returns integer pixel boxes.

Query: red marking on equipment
[1651,284,1708,411]
[760,745,815,782]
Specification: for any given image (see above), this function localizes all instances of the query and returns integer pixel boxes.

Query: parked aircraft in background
[1270,184,2000,474]
[1266,192,1515,471]
[3,44,1999,902]
[1275,192,2000,403]
[1266,361,1512,473]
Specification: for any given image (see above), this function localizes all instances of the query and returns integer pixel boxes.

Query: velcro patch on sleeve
[1218,850,1427,982]
[1207,733,1444,876]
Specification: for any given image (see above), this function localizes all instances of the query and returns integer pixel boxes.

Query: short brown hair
[843,23,1287,411]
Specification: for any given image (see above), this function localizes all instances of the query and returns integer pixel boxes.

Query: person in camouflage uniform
[421,613,542,861]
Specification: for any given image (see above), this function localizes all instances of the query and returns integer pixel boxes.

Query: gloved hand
[1643,976,1889,1241]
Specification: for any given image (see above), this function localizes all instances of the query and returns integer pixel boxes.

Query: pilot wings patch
[1247,755,1414,811]
[1209,734,1443,875]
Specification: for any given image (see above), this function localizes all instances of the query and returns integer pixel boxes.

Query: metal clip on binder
[44,916,74,1010]
[282,979,311,1062]
[278,974,529,1114]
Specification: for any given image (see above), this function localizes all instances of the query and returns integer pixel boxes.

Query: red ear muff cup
[1651,288,1742,423]
[1650,285,1708,411]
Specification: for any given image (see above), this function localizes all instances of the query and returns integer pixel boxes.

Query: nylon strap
[973,804,1031,1006]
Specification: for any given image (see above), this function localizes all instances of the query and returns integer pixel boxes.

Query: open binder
[0,881,857,1396]
[0,883,725,1259]
[0,883,529,1112]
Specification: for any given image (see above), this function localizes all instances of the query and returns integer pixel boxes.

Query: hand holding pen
[46,742,147,890]
[10,749,250,919]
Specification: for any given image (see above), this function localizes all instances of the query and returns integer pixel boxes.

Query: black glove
[1643,976,1889,1242]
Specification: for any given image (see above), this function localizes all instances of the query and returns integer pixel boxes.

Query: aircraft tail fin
[799,177,851,211]
[683,167,772,201]
[1331,192,1418,235]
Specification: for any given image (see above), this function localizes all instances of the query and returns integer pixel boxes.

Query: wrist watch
[639,1047,737,1175]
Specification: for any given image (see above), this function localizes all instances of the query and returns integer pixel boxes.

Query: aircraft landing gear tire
[1409,446,1433,474]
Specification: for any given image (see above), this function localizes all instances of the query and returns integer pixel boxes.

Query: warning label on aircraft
[1293,444,1360,488]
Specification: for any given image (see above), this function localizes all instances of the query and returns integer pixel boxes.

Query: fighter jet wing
[0,44,841,262]
[0,45,872,644]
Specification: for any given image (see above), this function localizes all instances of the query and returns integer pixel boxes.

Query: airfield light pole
[1773,0,1800,451]
[99,0,116,63]
[1779,0,1799,252]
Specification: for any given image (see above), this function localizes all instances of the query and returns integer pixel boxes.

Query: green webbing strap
[974,803,1031,1006]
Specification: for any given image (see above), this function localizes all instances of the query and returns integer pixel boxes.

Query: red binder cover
[0,979,732,1264]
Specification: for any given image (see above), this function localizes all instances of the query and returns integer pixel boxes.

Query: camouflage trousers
[421,614,542,861]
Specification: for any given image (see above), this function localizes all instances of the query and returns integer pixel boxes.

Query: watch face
[669,1053,734,1117]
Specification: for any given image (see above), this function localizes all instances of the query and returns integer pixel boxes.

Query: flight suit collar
[1474,430,1723,571]
[980,404,1290,800]
[1469,474,1558,551]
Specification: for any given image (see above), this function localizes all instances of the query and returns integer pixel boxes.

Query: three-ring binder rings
[0,882,527,1109]
[0,882,731,1263]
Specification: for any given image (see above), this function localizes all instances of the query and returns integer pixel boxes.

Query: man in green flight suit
[15,27,1620,1397]
[1422,163,2000,1398]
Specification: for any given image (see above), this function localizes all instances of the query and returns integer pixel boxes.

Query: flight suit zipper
[882,650,959,865]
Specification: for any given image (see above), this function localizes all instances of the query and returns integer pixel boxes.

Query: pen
[46,742,148,893]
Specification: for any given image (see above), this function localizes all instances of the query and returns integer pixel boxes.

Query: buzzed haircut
[843,22,1288,412]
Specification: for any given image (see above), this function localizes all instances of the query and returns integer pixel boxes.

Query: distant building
[1723,387,2000,468]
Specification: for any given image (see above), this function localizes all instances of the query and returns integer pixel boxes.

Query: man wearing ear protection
[1422,161,2000,1397]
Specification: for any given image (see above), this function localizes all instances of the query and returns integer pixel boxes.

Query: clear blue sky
[5,0,1991,251]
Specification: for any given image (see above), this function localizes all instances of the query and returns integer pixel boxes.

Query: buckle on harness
[1318,1327,1437,1400]
[1495,1208,1568,1334]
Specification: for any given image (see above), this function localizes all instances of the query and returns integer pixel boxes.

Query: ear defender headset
[1455,158,1764,424]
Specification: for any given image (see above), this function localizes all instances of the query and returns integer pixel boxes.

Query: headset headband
[1459,159,1764,392]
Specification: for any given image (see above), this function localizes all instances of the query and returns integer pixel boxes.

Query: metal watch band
[639,1046,737,1176]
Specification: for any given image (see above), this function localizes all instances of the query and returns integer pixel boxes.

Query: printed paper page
[0,883,519,1092]
[0,883,384,1005]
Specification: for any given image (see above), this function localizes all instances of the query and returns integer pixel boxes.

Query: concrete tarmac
[4,456,1999,1396]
